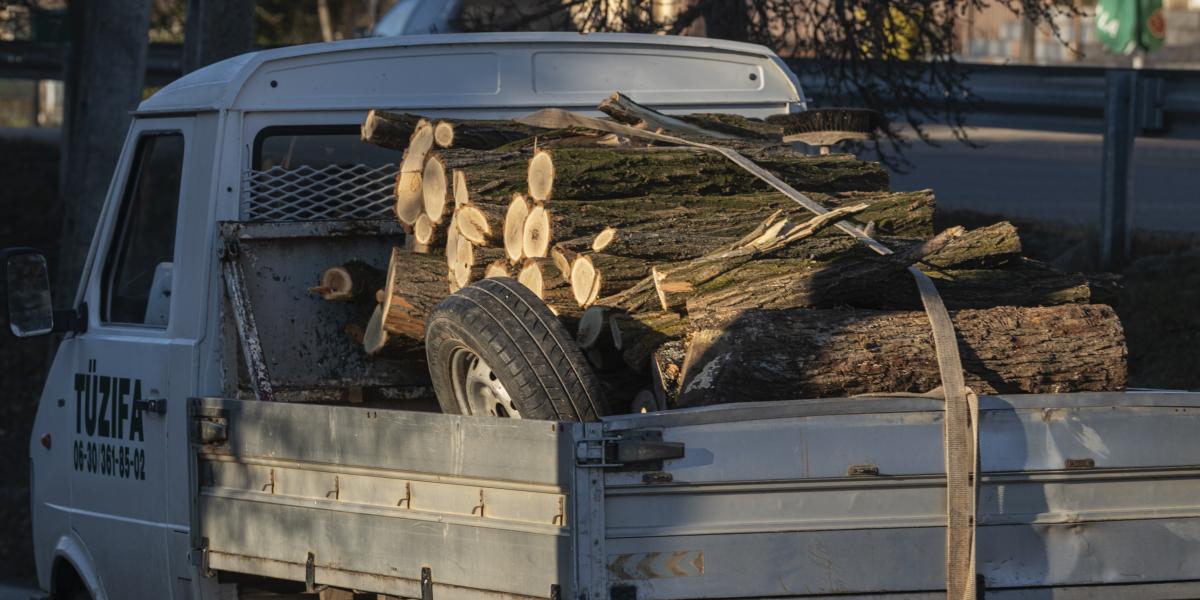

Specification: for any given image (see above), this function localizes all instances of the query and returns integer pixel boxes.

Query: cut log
[677,304,1127,406]
[528,149,555,203]
[363,305,393,355]
[394,170,424,225]
[455,202,505,246]
[363,110,547,151]
[609,310,689,372]
[684,222,1086,312]
[445,213,460,272]
[678,113,783,141]
[438,147,890,199]
[453,169,470,207]
[434,121,455,148]
[570,255,598,307]
[361,110,422,149]
[484,259,510,279]
[394,119,434,224]
[413,213,446,247]
[309,261,384,302]
[504,194,530,263]
[544,189,932,264]
[523,205,553,258]
[379,248,449,342]
[515,257,574,308]
[551,245,576,284]
[651,340,686,408]
[651,203,869,312]
[592,227,617,252]
[422,153,448,223]
[517,259,545,298]
[577,306,608,349]
[450,238,506,289]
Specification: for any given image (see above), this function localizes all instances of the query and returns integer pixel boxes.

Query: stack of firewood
[319,95,1127,412]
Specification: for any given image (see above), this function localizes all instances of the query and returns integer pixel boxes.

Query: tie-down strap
[909,266,980,600]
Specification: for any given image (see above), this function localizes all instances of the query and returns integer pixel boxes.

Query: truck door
[64,117,197,599]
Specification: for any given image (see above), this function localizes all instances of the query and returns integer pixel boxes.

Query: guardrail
[789,59,1200,267]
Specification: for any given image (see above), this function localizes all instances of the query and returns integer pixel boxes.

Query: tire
[425,277,608,421]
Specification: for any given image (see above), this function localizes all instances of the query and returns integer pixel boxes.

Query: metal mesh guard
[242,163,397,222]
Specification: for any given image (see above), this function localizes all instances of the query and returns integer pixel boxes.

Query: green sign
[1096,0,1166,54]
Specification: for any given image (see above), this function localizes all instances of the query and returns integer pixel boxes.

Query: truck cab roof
[138,32,806,117]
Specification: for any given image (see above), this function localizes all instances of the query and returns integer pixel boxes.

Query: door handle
[135,398,167,415]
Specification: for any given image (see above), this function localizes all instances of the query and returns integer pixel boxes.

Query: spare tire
[425,277,608,421]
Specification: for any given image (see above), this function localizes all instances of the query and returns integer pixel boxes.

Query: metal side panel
[600,392,1200,599]
[191,397,577,599]
[219,221,417,391]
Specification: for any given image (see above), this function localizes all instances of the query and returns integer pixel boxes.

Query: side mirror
[3,248,54,337]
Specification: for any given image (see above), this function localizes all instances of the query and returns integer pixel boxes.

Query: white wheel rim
[450,347,520,419]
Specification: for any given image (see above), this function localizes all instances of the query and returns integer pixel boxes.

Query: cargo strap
[520,107,981,598]
[910,266,980,600]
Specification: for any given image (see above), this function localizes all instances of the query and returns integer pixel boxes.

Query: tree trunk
[545,189,932,265]
[362,110,548,152]
[58,0,151,303]
[677,304,1127,406]
[442,147,890,200]
[183,0,256,74]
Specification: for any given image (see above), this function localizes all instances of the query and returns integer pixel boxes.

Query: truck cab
[6,32,1200,600]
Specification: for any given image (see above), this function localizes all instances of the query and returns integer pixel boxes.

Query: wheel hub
[451,348,520,418]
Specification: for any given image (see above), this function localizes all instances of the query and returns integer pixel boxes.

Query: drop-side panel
[600,392,1200,598]
[191,397,576,599]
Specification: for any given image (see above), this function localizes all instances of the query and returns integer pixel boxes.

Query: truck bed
[190,391,1200,599]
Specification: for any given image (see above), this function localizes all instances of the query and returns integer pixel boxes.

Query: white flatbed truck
[5,33,1200,600]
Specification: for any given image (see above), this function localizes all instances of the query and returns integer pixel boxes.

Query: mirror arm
[52,302,88,334]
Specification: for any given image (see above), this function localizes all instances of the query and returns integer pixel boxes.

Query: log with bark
[681,222,1091,313]
[676,304,1127,406]
[362,110,548,151]
[439,146,890,199]
[309,261,384,303]
[374,248,449,348]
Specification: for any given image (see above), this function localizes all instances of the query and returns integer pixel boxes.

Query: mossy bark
[362,111,548,151]
[685,222,1084,312]
[441,147,890,200]
[609,311,690,372]
[678,304,1128,405]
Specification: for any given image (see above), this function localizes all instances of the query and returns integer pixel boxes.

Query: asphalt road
[862,126,1200,233]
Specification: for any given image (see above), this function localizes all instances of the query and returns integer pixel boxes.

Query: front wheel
[425,277,608,421]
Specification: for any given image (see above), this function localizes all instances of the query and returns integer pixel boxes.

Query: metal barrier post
[1099,70,1137,271]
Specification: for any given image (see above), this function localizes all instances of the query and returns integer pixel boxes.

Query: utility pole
[184,0,257,74]
[57,0,152,303]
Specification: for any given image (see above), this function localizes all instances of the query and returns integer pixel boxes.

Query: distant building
[959,0,1200,68]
